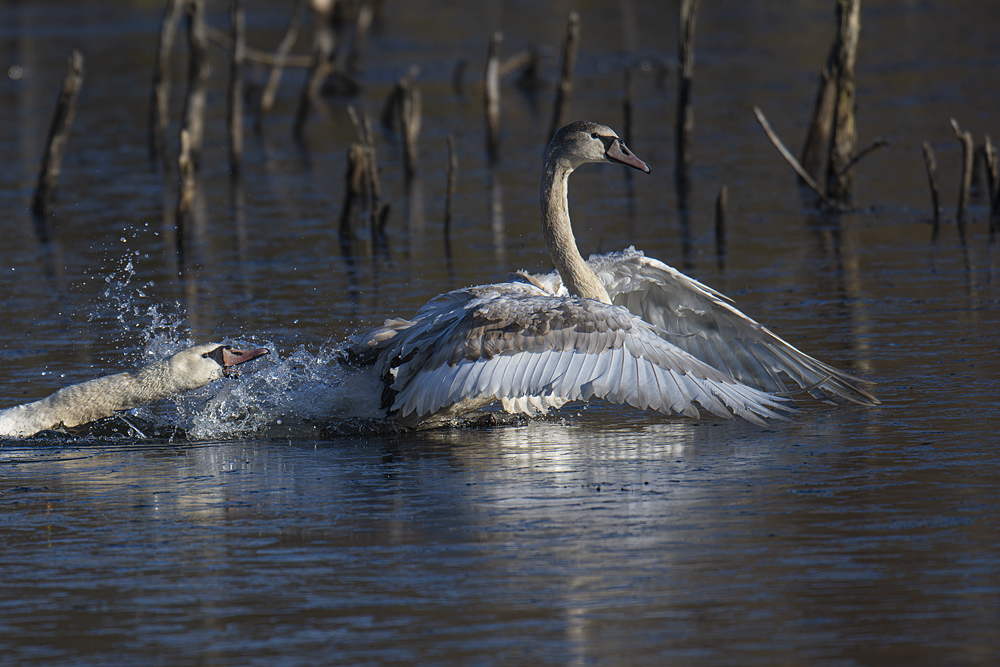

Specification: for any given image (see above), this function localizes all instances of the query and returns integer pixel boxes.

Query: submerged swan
[0,343,269,438]
[349,121,877,427]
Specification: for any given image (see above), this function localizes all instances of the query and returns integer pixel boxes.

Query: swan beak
[221,346,270,377]
[606,139,651,173]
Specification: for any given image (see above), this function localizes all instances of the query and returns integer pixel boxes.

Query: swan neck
[540,160,611,304]
[0,357,198,436]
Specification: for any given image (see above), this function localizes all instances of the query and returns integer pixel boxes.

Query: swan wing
[549,247,877,405]
[349,282,793,425]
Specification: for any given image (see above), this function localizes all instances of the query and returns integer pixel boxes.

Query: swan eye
[203,346,228,366]
[590,132,600,139]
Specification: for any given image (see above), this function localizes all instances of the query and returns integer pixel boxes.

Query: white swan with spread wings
[348,121,877,427]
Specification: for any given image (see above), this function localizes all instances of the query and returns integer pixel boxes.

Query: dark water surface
[2,1,999,664]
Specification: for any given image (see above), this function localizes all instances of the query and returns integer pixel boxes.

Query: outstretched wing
[349,282,793,425]
[531,247,877,405]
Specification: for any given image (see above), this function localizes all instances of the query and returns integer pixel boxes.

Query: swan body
[349,121,876,427]
[0,343,268,438]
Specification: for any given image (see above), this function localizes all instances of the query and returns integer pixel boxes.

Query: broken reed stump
[675,0,699,205]
[983,136,998,200]
[921,141,942,236]
[181,0,209,170]
[548,11,580,140]
[256,0,305,132]
[341,110,386,244]
[175,128,195,269]
[984,135,1000,236]
[31,49,85,219]
[363,115,386,243]
[293,1,336,141]
[800,60,836,183]
[715,185,727,271]
[380,65,419,132]
[401,86,422,182]
[338,143,367,240]
[376,71,420,181]
[972,144,986,196]
[149,0,184,167]
[484,32,502,163]
[345,0,374,73]
[444,135,457,252]
[950,118,974,230]
[825,0,861,202]
[227,0,246,175]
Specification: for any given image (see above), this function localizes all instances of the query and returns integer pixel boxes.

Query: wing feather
[354,280,798,425]
[530,247,877,405]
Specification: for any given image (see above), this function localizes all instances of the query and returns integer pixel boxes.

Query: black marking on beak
[606,138,651,173]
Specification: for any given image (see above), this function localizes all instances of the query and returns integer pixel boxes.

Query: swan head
[544,121,651,174]
[163,343,270,391]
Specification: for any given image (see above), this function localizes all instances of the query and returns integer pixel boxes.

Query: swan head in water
[165,343,271,392]
[0,343,270,438]
[544,121,651,174]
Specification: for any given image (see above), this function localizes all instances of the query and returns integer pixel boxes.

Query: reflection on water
[2,0,1000,664]
[3,411,998,664]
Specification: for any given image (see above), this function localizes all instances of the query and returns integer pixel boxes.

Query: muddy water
[2,1,999,664]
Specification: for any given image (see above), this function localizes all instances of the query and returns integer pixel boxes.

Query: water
[2,1,1000,664]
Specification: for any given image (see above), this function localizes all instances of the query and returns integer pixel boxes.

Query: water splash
[88,251,192,363]
[136,341,389,440]
[71,254,394,440]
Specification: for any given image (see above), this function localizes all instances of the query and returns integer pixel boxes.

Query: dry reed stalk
[32,49,85,218]
[175,128,195,266]
[227,0,245,175]
[921,141,942,236]
[338,143,368,239]
[484,32,502,162]
[825,0,861,202]
[548,11,580,139]
[401,87,421,182]
[293,2,337,140]
[951,118,974,228]
[181,0,209,170]
[256,0,305,131]
[675,0,699,202]
[444,135,457,242]
[715,185,727,270]
[149,0,184,166]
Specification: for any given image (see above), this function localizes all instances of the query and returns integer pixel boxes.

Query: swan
[0,343,269,438]
[348,121,877,428]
